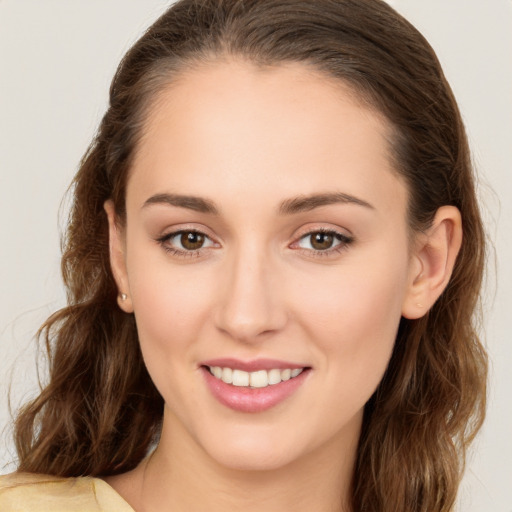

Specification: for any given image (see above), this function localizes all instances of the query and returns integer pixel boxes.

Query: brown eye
[310,232,335,250]
[180,231,205,250]
[296,230,353,253]
[160,230,215,253]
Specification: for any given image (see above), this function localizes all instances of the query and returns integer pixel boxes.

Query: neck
[128,410,359,512]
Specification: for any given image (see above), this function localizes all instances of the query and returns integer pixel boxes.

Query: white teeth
[232,369,250,387]
[249,370,268,388]
[209,366,305,388]
[221,367,233,384]
[281,369,291,381]
[268,368,282,385]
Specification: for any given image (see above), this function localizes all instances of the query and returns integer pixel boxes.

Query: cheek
[292,244,409,375]
[301,261,405,325]
[126,255,218,411]
[131,271,212,356]
[124,239,217,371]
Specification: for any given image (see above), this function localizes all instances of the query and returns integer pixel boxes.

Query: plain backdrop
[1,1,511,510]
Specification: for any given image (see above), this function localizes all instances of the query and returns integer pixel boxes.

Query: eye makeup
[155,226,354,260]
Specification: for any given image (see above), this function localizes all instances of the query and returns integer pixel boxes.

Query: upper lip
[200,358,309,372]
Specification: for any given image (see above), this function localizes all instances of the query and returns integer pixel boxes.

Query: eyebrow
[142,191,374,215]
[143,193,219,214]
[278,192,374,214]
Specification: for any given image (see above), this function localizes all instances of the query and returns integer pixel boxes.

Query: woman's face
[112,60,419,471]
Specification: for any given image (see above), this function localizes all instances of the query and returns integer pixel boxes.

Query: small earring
[120,293,128,301]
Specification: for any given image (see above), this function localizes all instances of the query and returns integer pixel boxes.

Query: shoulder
[0,472,135,512]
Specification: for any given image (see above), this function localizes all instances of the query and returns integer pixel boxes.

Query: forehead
[128,59,407,220]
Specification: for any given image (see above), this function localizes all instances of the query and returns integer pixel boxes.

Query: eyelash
[156,230,215,259]
[156,228,354,259]
[293,228,354,257]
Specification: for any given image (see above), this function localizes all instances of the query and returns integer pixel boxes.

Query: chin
[212,450,295,472]
[202,432,301,472]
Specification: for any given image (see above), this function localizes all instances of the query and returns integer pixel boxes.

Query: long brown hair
[14,1,487,510]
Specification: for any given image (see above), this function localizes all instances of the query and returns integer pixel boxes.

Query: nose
[214,245,287,343]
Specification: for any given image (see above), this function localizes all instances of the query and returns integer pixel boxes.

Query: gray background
[1,1,510,510]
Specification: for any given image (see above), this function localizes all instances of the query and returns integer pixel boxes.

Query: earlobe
[402,206,462,319]
[104,200,134,313]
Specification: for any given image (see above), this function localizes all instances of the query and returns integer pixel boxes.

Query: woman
[0,0,487,511]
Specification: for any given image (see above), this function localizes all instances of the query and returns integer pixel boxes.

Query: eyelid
[156,222,219,242]
[291,223,353,244]
[289,226,354,256]
[156,225,220,257]
[154,223,354,259]
[167,230,216,248]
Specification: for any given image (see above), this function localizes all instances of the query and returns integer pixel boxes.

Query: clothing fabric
[0,472,134,511]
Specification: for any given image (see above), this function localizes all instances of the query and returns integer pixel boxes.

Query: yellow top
[0,472,135,512]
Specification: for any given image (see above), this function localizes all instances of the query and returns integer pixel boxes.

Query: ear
[402,206,462,319]
[104,200,134,313]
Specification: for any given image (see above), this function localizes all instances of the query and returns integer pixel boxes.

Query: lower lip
[201,367,310,413]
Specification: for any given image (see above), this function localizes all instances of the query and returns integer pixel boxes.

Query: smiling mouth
[205,365,306,389]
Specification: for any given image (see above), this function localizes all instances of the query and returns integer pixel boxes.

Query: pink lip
[201,358,306,372]
[200,364,311,413]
